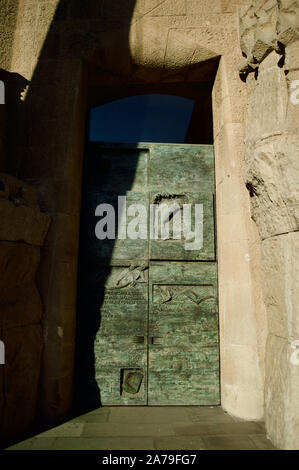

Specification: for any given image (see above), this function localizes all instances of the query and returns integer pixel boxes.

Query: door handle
[132,336,145,344]
[150,337,163,346]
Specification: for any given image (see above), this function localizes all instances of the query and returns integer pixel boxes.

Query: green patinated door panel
[149,144,215,261]
[94,263,148,405]
[80,146,149,405]
[148,261,219,405]
[79,142,219,405]
[149,192,215,261]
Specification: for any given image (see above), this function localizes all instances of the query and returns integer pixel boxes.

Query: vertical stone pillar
[239,1,299,449]
[213,53,267,421]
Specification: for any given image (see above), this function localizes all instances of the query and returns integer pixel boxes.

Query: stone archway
[66,21,266,422]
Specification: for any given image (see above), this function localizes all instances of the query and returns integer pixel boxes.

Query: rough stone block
[284,39,299,69]
[265,333,299,449]
[277,24,299,46]
[239,0,299,69]
[0,282,42,329]
[251,39,274,62]
[0,241,40,291]
[39,374,73,424]
[277,7,299,46]
[245,136,299,239]
[261,232,299,338]
[0,172,38,206]
[0,199,50,246]
[239,5,252,18]
[245,59,288,141]
[0,325,43,441]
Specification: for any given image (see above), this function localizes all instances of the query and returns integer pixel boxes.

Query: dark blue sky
[89,94,195,143]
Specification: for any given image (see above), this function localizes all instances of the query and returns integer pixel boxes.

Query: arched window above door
[89,94,195,144]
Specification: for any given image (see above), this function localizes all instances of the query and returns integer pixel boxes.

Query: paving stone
[174,421,264,436]
[50,437,155,450]
[230,414,266,428]
[5,440,33,450]
[6,437,56,450]
[37,422,84,437]
[108,406,190,424]
[82,423,175,438]
[154,436,207,450]
[249,434,277,450]
[5,407,274,450]
[202,435,257,450]
[69,410,110,423]
[186,406,236,423]
[28,438,57,450]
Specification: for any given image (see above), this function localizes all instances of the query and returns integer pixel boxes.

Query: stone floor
[6,406,277,450]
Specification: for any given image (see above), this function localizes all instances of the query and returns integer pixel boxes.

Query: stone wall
[0,173,50,444]
[239,0,299,449]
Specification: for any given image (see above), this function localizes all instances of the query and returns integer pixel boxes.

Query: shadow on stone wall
[0,68,51,449]
[2,0,138,445]
[0,173,51,448]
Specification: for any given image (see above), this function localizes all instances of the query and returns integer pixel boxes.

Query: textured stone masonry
[0,173,50,443]
[239,0,299,450]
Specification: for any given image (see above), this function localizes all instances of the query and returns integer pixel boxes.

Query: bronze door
[78,142,220,405]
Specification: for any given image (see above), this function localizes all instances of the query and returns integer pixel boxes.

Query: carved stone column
[239,0,299,450]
